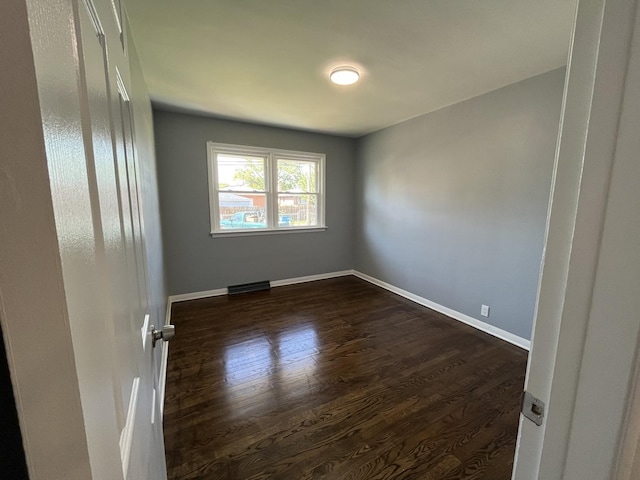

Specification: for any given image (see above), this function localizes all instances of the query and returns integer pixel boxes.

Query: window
[207,142,325,235]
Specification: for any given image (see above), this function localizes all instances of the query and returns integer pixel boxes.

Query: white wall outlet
[481,304,490,317]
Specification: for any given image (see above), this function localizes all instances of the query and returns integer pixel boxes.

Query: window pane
[277,159,316,193]
[278,194,317,227]
[219,194,267,229]
[217,154,266,191]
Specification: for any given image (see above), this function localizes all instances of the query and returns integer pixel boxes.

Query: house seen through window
[207,142,325,234]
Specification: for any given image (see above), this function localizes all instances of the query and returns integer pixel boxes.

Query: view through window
[207,142,325,234]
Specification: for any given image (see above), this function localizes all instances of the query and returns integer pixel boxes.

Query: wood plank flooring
[164,276,528,479]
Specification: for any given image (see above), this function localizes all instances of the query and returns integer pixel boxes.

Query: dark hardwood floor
[164,276,528,479]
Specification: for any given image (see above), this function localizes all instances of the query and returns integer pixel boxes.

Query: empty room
[3,1,640,480]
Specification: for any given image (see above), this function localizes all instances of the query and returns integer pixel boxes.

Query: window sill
[210,226,328,238]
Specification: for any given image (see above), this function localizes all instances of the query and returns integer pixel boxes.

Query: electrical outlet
[481,304,490,317]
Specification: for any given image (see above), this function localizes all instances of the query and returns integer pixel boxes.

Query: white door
[2,0,166,477]
[76,0,167,478]
[512,0,640,478]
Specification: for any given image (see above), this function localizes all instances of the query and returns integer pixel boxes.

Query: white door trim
[513,0,640,478]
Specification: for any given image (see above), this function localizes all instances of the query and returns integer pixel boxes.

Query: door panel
[77,0,166,478]
[117,83,150,314]
[115,75,164,479]
[79,0,133,432]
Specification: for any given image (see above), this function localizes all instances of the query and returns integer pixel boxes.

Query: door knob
[151,324,175,348]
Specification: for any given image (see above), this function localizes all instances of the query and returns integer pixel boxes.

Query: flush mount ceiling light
[330,66,360,86]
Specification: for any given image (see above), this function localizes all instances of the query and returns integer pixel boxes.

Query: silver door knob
[151,324,175,348]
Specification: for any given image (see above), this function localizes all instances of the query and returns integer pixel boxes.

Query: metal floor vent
[228,280,271,295]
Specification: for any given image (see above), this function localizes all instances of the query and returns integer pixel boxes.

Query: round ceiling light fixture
[330,66,360,86]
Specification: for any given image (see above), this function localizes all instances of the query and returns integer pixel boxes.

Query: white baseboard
[158,269,530,413]
[167,270,354,304]
[352,270,531,351]
[270,270,353,287]
[169,287,227,304]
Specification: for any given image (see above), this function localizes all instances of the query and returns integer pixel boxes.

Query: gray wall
[154,110,356,295]
[355,68,565,340]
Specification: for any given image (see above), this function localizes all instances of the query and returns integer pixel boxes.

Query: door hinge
[521,391,545,426]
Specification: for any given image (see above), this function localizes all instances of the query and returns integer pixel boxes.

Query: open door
[0,0,167,478]
[75,0,168,478]
[513,0,640,478]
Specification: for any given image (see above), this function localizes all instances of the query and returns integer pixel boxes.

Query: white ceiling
[125,0,576,137]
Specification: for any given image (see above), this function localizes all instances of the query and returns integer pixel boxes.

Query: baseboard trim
[159,269,529,413]
[167,271,355,304]
[169,287,228,304]
[352,270,531,351]
[270,270,353,287]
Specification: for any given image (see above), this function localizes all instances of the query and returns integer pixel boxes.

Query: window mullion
[268,153,278,229]
[318,159,324,227]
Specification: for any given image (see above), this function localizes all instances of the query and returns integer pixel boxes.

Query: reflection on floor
[223,325,318,416]
[164,276,527,479]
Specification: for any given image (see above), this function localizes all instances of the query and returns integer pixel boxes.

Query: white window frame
[207,142,326,236]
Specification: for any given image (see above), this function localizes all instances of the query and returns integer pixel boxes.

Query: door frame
[513,0,640,478]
